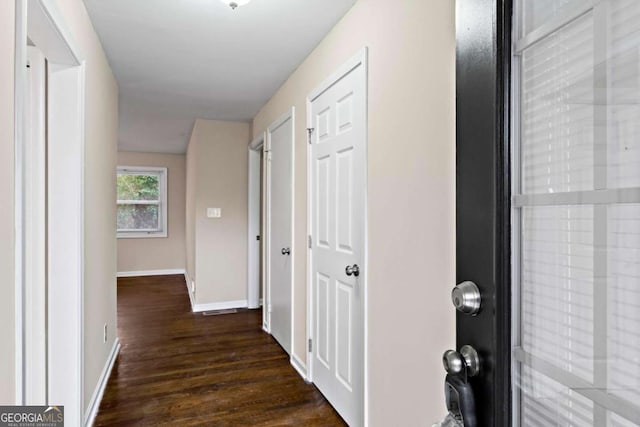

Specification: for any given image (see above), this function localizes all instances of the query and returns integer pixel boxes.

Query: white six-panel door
[267,111,294,355]
[309,50,367,426]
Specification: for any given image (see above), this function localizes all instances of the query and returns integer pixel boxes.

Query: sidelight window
[512,0,640,425]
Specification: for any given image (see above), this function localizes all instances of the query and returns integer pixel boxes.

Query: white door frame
[23,44,47,405]
[15,0,85,423]
[306,48,369,424]
[264,107,295,350]
[247,133,265,312]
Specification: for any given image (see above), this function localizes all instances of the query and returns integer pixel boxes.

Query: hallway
[94,275,345,426]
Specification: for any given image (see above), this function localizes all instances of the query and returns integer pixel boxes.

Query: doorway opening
[263,108,295,355]
[248,133,266,320]
[15,0,86,424]
[306,48,368,427]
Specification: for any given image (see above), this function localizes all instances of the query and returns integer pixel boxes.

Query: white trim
[24,44,47,405]
[267,108,295,134]
[26,0,83,65]
[83,339,120,427]
[290,353,309,382]
[79,63,87,427]
[264,107,295,355]
[249,133,265,151]
[16,0,86,421]
[514,1,595,54]
[116,200,161,205]
[362,47,370,427]
[117,165,166,173]
[183,271,195,310]
[306,47,369,426]
[305,95,313,382]
[289,108,296,358]
[263,130,271,333]
[247,133,265,309]
[116,166,168,239]
[513,187,640,207]
[117,233,167,239]
[510,7,523,420]
[47,60,86,426]
[192,300,248,313]
[308,48,368,102]
[14,0,28,403]
[117,269,186,278]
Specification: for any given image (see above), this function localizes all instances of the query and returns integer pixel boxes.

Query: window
[117,166,167,238]
[512,0,640,425]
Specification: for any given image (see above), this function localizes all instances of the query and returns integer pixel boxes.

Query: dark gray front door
[456,0,512,425]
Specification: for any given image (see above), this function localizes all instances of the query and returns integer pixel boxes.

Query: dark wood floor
[94,274,345,426]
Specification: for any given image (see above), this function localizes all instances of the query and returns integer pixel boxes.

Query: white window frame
[117,166,168,238]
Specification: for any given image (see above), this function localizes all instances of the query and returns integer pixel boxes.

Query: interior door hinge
[308,338,312,353]
[307,127,315,145]
[308,235,312,249]
[256,235,260,241]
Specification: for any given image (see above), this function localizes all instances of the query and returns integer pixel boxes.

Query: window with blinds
[512,1,640,425]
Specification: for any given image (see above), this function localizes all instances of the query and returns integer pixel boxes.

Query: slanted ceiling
[84,0,357,153]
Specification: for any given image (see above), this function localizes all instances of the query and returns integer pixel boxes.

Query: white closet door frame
[24,44,47,405]
[265,108,295,346]
[15,0,85,424]
[306,47,369,425]
[247,133,265,312]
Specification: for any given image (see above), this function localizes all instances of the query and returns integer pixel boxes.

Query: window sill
[117,232,167,239]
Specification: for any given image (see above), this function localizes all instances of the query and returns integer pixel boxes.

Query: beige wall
[0,0,118,410]
[54,0,119,413]
[186,119,251,305]
[185,124,198,286]
[117,152,186,273]
[0,0,16,404]
[252,0,456,424]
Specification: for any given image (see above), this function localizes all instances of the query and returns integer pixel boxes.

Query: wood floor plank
[94,274,346,426]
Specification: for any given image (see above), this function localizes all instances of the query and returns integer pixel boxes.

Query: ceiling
[83,0,357,153]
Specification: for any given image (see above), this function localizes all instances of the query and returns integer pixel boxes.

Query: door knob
[442,345,480,377]
[442,349,465,375]
[345,264,360,277]
[281,248,291,255]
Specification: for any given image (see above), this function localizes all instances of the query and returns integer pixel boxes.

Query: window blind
[514,0,640,425]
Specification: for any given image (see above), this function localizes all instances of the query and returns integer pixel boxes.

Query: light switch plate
[207,208,222,218]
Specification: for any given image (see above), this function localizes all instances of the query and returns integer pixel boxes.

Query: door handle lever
[345,264,360,277]
[281,248,291,255]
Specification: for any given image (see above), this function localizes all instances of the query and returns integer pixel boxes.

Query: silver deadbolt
[442,345,480,377]
[452,281,481,315]
[345,264,360,277]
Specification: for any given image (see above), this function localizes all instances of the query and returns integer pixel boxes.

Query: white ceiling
[83,0,357,153]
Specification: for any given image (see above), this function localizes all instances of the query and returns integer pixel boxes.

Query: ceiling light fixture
[220,0,251,9]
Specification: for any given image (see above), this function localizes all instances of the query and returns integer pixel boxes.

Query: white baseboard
[84,338,120,427]
[290,352,308,382]
[183,271,195,310]
[117,269,185,278]
[192,299,248,313]
[180,271,246,314]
